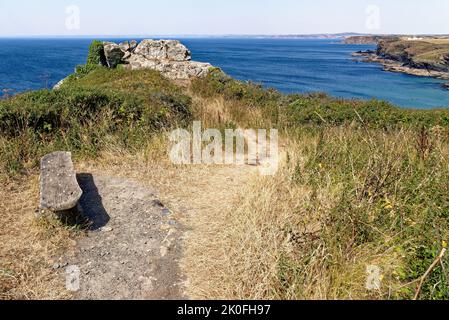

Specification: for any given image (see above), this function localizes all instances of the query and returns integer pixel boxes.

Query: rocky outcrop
[100,39,213,80]
[119,40,138,53]
[104,43,126,68]
[353,50,449,80]
[376,39,449,73]
[133,40,192,61]
[126,54,211,79]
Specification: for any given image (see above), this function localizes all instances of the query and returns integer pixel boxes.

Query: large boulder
[166,41,192,61]
[125,54,212,80]
[164,61,213,79]
[119,40,138,52]
[104,43,125,68]
[39,151,83,215]
[133,40,191,61]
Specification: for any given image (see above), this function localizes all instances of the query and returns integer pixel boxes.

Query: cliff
[352,37,449,87]
[376,38,449,72]
[343,35,394,45]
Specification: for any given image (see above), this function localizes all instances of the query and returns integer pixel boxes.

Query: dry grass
[175,137,393,300]
[423,38,449,45]
[189,93,268,129]
[179,141,310,299]
[0,175,79,300]
[177,125,449,300]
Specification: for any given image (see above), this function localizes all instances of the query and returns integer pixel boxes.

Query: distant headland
[345,35,449,89]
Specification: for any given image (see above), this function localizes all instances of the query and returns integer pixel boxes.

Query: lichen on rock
[101,39,213,80]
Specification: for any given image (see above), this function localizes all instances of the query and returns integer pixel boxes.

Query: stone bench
[38,151,83,217]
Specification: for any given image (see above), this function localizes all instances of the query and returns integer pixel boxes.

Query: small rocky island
[347,36,449,89]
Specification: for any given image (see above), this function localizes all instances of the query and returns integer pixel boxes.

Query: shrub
[86,40,106,66]
[75,64,102,77]
[0,69,192,177]
[69,40,108,80]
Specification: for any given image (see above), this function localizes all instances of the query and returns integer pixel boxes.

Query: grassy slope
[189,73,449,300]
[1,67,448,299]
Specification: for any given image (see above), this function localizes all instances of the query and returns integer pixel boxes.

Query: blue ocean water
[1,37,449,109]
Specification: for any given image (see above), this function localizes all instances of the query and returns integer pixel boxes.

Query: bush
[75,64,102,77]
[0,69,192,177]
[69,40,108,80]
[86,40,106,66]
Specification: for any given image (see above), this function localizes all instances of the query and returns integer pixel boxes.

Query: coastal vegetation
[1,42,448,300]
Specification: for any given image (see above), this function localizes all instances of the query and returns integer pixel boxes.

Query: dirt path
[52,161,258,300]
[165,164,259,298]
[56,174,184,300]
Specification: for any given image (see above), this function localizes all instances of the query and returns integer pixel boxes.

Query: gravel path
[59,174,184,300]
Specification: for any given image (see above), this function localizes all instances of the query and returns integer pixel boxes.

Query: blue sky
[1,0,448,36]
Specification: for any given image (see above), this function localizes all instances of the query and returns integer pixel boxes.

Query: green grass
[288,126,449,299]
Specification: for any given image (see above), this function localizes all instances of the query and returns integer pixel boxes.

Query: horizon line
[1,32,449,39]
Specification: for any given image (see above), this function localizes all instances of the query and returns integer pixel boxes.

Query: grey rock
[133,40,167,60]
[119,41,131,52]
[99,39,213,80]
[122,51,132,61]
[53,77,69,90]
[119,40,138,52]
[134,40,191,61]
[166,41,192,61]
[129,40,138,52]
[39,151,83,213]
[100,226,114,233]
[126,53,212,80]
[52,262,68,270]
[104,43,125,68]
[168,220,178,227]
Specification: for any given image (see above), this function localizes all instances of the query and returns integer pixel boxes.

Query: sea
[1,37,449,109]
